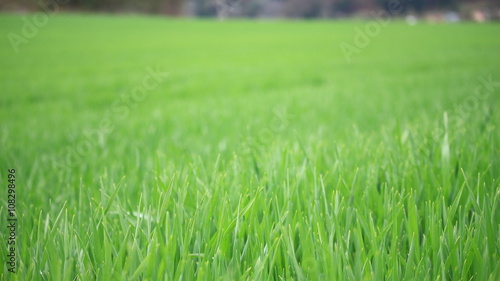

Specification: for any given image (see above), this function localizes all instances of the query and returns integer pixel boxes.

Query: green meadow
[0,13,499,280]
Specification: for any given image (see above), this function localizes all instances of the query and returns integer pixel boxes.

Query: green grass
[0,13,499,280]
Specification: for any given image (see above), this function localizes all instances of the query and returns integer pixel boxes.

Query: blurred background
[1,0,499,22]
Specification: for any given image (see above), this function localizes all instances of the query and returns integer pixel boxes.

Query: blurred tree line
[1,0,497,18]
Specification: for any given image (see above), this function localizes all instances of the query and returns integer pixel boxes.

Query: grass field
[0,13,499,280]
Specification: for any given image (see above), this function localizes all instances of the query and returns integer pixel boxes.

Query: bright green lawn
[0,13,499,280]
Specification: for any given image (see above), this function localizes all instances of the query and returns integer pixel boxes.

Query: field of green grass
[0,13,499,280]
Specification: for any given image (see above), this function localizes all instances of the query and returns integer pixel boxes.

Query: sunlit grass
[0,13,499,280]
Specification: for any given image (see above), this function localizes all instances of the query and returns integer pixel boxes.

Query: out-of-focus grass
[0,13,499,280]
